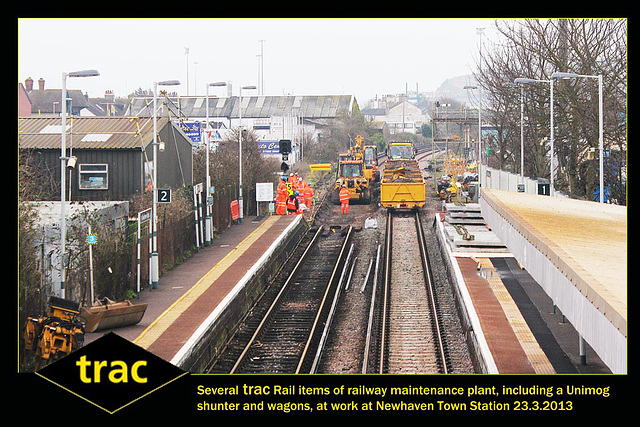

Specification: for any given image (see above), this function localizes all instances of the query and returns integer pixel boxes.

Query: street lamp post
[463,85,481,164]
[551,72,604,203]
[60,69,99,299]
[476,27,485,166]
[205,81,227,245]
[237,85,256,222]
[151,79,181,289]
[514,77,555,196]
[519,84,524,178]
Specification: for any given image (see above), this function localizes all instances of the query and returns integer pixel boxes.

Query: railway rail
[207,224,353,374]
[207,149,472,375]
[364,210,449,374]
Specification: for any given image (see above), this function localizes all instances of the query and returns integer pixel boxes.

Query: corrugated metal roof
[18,116,163,150]
[127,94,355,119]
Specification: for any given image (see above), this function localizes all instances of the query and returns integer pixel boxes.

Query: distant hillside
[435,74,479,103]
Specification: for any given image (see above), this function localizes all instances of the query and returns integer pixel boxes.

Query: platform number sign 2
[157,188,171,203]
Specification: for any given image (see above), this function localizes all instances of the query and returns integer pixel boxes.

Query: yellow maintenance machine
[351,135,379,183]
[380,141,426,210]
[22,296,85,370]
[363,143,380,182]
[22,295,148,370]
[333,159,371,204]
[332,135,373,205]
[438,156,479,202]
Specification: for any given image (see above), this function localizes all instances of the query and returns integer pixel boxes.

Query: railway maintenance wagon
[380,142,426,210]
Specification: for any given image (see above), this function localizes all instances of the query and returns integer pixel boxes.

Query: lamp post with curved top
[237,85,256,222]
[551,72,604,203]
[514,77,554,196]
[205,81,227,244]
[151,79,181,289]
[60,69,99,299]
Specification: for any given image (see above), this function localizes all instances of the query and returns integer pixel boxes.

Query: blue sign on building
[180,122,202,143]
[258,140,280,155]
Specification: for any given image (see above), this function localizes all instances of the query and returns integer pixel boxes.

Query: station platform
[85,214,306,371]
[84,190,623,375]
[435,197,619,374]
[479,189,626,374]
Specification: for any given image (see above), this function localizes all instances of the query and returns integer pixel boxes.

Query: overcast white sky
[18,18,505,104]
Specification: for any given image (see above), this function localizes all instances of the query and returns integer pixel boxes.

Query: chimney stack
[25,77,33,91]
[38,78,45,90]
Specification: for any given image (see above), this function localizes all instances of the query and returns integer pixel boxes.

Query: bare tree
[194,127,280,217]
[476,18,626,203]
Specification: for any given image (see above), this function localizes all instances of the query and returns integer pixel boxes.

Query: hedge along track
[377,210,449,374]
[220,224,353,374]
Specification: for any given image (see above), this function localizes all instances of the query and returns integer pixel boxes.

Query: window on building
[79,164,108,190]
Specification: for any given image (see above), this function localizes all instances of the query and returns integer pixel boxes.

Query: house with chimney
[18,81,31,116]
[20,77,92,117]
[18,77,128,117]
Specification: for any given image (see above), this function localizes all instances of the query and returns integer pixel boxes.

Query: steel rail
[361,244,381,373]
[229,225,324,374]
[379,211,393,373]
[310,243,355,373]
[296,225,353,373]
[377,210,448,374]
[414,210,449,374]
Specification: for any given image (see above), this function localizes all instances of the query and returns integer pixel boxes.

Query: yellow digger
[22,296,86,370]
[350,135,379,183]
[331,135,375,204]
[333,159,371,204]
[22,296,147,370]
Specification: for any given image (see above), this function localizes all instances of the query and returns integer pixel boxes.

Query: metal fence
[129,191,232,291]
[479,165,555,196]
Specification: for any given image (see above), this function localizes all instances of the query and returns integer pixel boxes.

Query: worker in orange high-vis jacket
[339,184,350,214]
[277,176,287,197]
[275,190,287,215]
[303,183,314,210]
[286,191,300,215]
[288,173,298,190]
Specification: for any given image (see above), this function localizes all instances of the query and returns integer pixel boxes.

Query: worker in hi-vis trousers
[339,184,350,214]
[275,190,287,215]
[303,183,314,209]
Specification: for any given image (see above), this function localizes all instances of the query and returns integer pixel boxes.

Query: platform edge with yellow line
[133,215,305,370]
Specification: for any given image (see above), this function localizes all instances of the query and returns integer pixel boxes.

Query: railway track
[207,224,353,374]
[207,153,472,375]
[365,210,449,374]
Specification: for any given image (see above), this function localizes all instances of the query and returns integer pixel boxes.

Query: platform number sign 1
[157,188,171,203]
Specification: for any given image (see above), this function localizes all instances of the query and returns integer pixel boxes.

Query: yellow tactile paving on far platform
[476,258,556,374]
[481,188,626,335]
[133,215,280,349]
